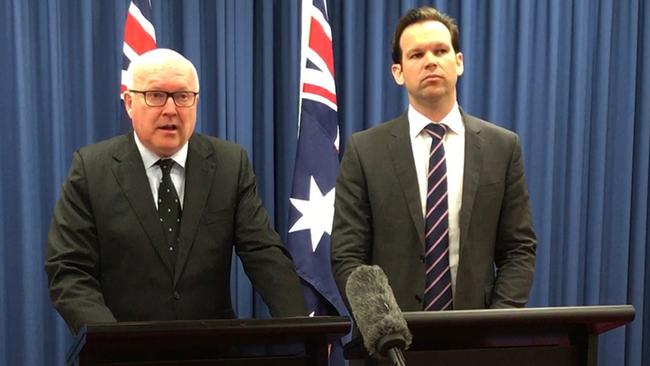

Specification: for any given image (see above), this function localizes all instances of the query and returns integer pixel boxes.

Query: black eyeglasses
[129,90,199,107]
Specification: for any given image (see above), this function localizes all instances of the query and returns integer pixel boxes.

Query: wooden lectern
[345,305,634,366]
[67,316,350,366]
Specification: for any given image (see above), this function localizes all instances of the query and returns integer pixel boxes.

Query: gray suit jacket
[46,133,307,332]
[331,112,536,311]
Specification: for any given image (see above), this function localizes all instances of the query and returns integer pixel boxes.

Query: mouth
[158,124,179,131]
[423,74,443,82]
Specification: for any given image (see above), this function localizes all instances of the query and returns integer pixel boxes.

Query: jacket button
[173,291,181,300]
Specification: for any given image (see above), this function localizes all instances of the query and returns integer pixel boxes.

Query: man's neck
[409,97,456,123]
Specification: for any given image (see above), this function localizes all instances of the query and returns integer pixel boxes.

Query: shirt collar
[408,102,465,139]
[133,132,189,170]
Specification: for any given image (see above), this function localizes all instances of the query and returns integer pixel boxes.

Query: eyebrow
[406,42,450,53]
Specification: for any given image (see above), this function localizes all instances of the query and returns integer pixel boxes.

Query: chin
[154,146,180,157]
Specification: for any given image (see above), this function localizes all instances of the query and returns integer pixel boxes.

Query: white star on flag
[289,176,335,252]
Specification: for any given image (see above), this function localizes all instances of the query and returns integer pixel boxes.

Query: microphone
[345,265,412,365]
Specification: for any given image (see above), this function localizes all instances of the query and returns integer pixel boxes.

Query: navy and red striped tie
[422,123,453,311]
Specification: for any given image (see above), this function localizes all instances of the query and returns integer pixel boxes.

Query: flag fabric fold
[288,0,348,365]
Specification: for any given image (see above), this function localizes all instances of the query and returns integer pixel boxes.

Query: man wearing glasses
[45,48,307,333]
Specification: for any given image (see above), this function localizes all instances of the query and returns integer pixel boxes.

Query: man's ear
[456,52,464,76]
[391,63,405,85]
[123,92,134,118]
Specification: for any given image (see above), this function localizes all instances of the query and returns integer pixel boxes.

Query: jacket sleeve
[331,135,373,306]
[232,148,309,317]
[491,134,537,308]
[45,151,116,333]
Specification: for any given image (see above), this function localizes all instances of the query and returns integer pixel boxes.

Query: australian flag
[120,0,157,129]
[120,0,157,95]
[287,0,348,365]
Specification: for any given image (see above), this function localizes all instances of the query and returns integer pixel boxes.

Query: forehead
[400,20,453,51]
[134,63,197,90]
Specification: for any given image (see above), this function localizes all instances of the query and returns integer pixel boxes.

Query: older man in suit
[331,7,536,313]
[46,48,307,333]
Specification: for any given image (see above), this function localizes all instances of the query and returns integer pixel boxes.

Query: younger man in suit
[46,48,307,333]
[331,7,536,312]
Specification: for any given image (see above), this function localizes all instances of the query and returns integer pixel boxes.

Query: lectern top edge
[82,315,350,334]
[403,304,634,334]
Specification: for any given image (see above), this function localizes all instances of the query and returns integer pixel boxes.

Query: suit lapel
[111,133,174,275]
[459,114,483,252]
[174,135,216,285]
[387,115,425,246]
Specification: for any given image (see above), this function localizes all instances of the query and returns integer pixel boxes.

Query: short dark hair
[391,7,460,64]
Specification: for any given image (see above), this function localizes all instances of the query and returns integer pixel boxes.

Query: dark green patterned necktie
[156,159,182,266]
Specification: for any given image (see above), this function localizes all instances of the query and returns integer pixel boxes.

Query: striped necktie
[422,123,453,311]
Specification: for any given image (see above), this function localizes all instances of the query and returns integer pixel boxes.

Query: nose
[425,51,437,67]
[161,95,177,115]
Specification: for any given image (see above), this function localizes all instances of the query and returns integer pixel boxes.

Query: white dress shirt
[133,133,188,209]
[408,103,465,293]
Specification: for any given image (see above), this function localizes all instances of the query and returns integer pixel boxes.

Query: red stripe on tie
[425,267,449,295]
[429,140,444,158]
[425,211,448,238]
[425,229,449,256]
[425,248,450,275]
[425,192,447,219]
[427,159,446,180]
[426,176,447,199]
[424,129,443,140]
[425,282,452,310]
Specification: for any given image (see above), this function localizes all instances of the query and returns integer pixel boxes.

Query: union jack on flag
[287,0,348,364]
[120,0,157,96]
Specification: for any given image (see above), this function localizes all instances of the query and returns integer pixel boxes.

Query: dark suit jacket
[46,132,307,332]
[331,112,536,311]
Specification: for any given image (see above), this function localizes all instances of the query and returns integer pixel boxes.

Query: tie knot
[424,123,447,140]
[156,159,174,174]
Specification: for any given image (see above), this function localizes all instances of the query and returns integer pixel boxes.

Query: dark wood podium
[345,305,634,366]
[67,316,350,366]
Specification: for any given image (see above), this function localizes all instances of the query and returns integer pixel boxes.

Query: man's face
[391,20,463,109]
[124,64,198,157]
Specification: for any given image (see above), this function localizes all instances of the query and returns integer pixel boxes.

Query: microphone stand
[387,347,407,366]
[377,334,408,366]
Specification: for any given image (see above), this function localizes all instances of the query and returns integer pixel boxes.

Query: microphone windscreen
[345,265,412,356]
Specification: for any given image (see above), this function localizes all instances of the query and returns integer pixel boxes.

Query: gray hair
[125,48,200,91]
